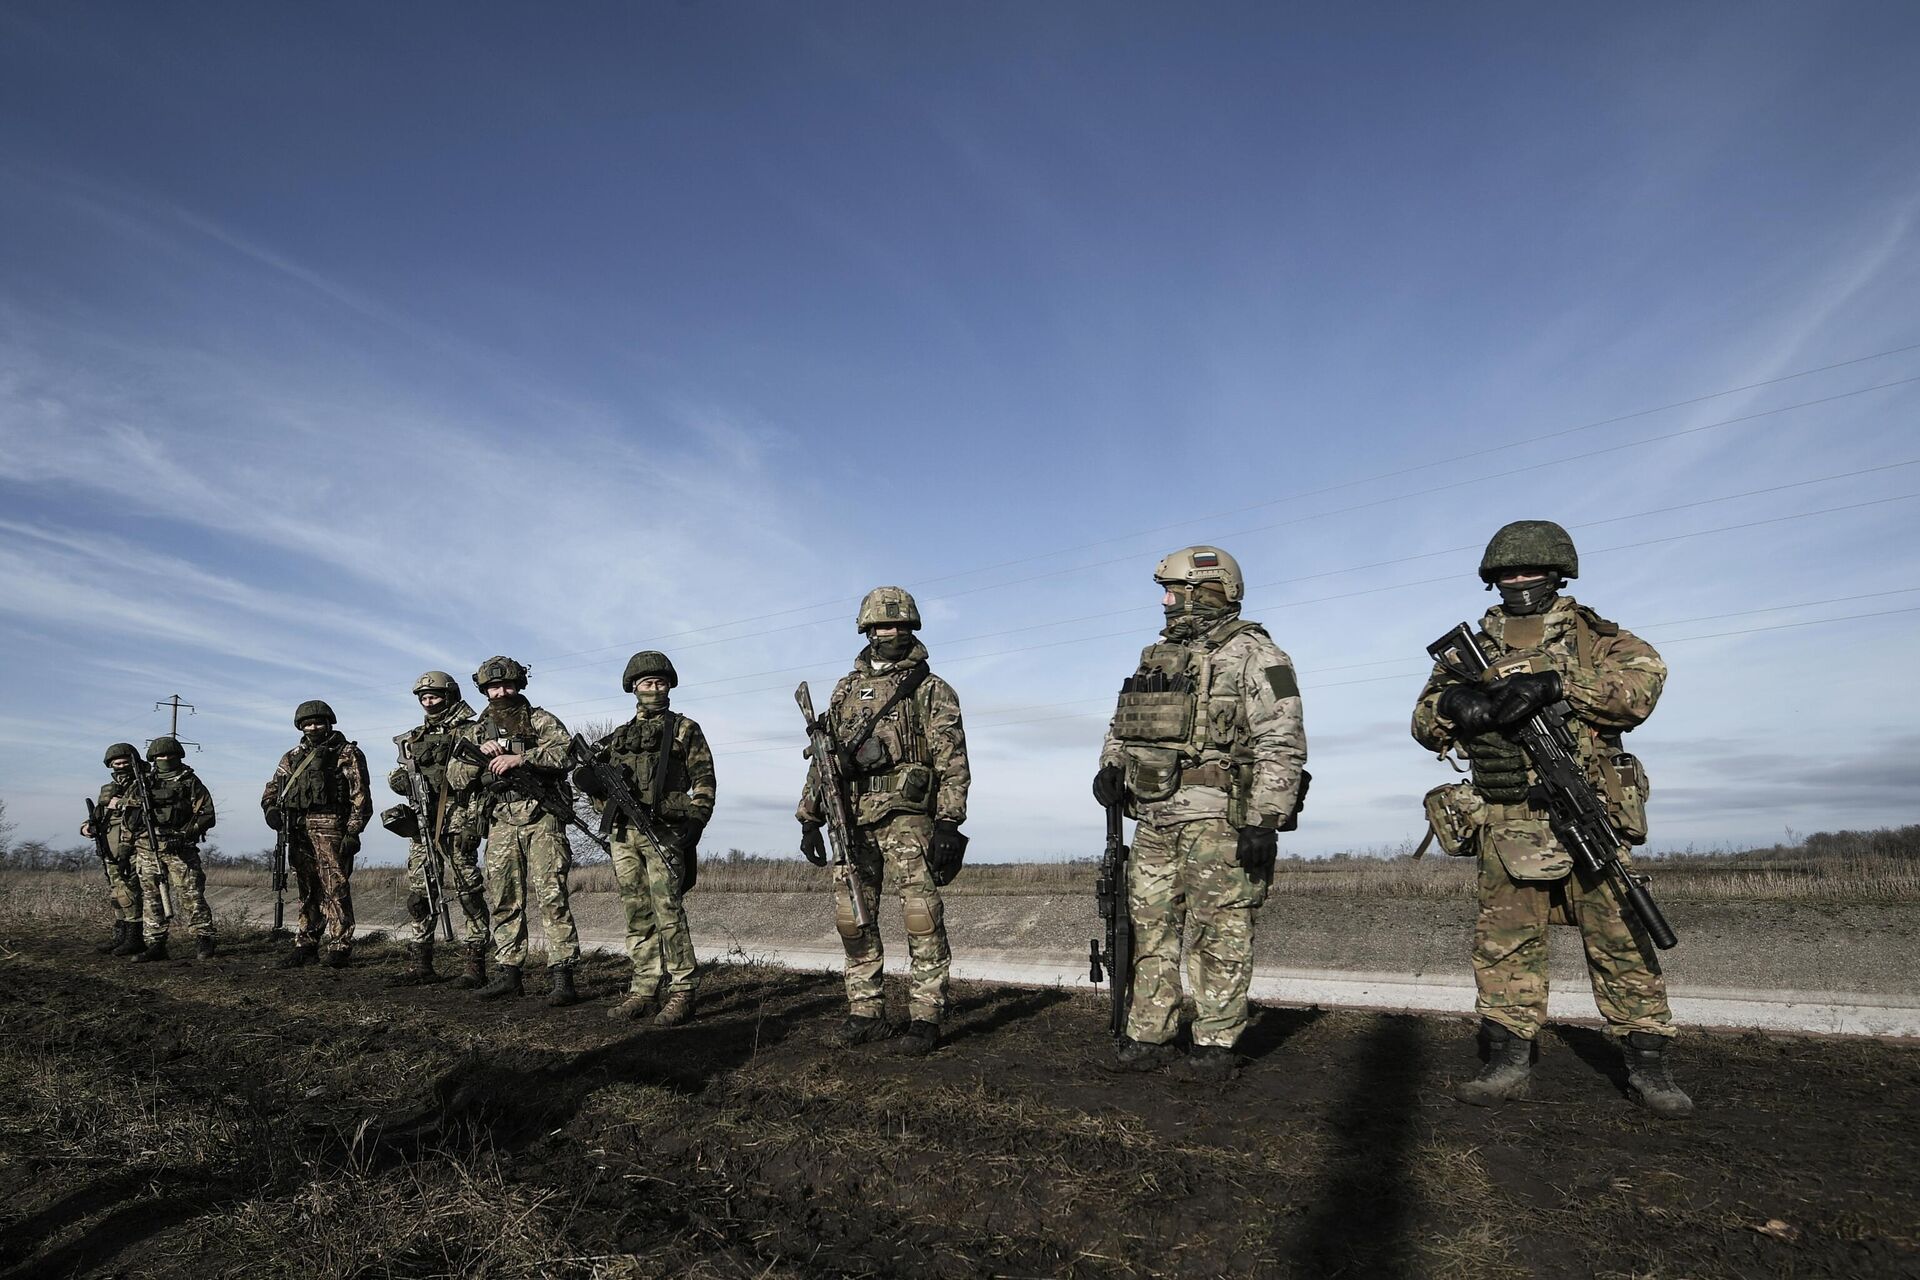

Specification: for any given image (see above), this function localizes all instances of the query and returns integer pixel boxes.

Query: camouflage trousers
[610,826,697,998]
[1127,816,1268,1049]
[402,829,488,946]
[1473,838,1674,1041]
[483,802,579,970]
[289,813,355,953]
[838,812,949,1024]
[135,836,214,945]
[103,826,142,924]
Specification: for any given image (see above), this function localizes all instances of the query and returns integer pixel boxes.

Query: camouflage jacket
[261,731,373,833]
[388,699,481,832]
[1100,614,1308,828]
[93,772,141,832]
[446,697,573,826]
[797,640,971,827]
[590,706,717,834]
[1411,595,1666,782]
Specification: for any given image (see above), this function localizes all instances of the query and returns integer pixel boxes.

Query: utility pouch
[1598,751,1651,845]
[853,736,892,774]
[897,763,933,809]
[1226,761,1254,829]
[1422,782,1486,856]
[1123,746,1182,803]
[380,804,420,839]
[1112,690,1194,743]
[853,762,935,824]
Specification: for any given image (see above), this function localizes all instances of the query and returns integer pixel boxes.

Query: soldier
[80,743,145,955]
[128,736,219,961]
[1412,520,1691,1118]
[1093,546,1308,1080]
[797,586,971,1056]
[574,650,715,1025]
[383,671,492,987]
[261,701,372,969]
[446,656,584,1005]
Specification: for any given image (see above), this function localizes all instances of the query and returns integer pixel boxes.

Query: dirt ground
[1,925,1915,1280]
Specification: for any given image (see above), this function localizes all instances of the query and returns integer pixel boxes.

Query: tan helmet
[856,586,922,632]
[1154,545,1244,602]
[411,670,460,699]
[472,655,530,689]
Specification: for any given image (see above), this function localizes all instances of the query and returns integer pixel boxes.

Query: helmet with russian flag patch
[1153,545,1243,602]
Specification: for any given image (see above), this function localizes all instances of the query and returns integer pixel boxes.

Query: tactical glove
[263,807,285,831]
[1235,826,1278,876]
[799,820,828,867]
[1488,671,1562,727]
[1092,764,1126,808]
[930,820,968,887]
[571,765,607,799]
[1436,684,1501,738]
[341,833,362,857]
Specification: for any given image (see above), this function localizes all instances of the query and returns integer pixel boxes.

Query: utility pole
[152,694,201,752]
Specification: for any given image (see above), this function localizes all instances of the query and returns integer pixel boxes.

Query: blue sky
[3,2,1916,863]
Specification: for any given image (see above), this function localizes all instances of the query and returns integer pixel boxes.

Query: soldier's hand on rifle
[263,807,285,831]
[1488,670,1562,726]
[1234,826,1278,875]
[1437,683,1501,737]
[799,819,827,866]
[80,821,96,838]
[480,739,505,758]
[930,820,967,886]
[342,832,362,856]
[1091,764,1125,808]
[488,753,523,776]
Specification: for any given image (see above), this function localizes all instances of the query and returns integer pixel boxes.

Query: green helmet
[1154,545,1244,602]
[146,736,185,760]
[472,655,530,689]
[411,670,459,698]
[103,742,138,766]
[294,700,337,727]
[621,650,679,691]
[1479,520,1579,583]
[857,586,921,632]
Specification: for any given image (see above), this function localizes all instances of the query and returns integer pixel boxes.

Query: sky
[2,2,1917,865]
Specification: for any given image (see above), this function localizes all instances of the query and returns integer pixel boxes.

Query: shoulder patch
[1265,665,1301,700]
[1576,605,1620,636]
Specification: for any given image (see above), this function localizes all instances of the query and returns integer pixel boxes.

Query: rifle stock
[1088,798,1134,1038]
[795,682,873,930]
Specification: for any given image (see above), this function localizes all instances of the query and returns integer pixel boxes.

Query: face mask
[303,728,329,745]
[152,758,179,774]
[871,633,914,662]
[635,689,669,712]
[1497,578,1561,616]
[111,767,132,782]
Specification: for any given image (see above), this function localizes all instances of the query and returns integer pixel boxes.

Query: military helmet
[293,699,337,727]
[472,655,530,689]
[1154,545,1244,602]
[146,735,185,760]
[621,650,679,690]
[411,670,459,698]
[103,742,139,766]
[1479,520,1579,583]
[856,586,921,632]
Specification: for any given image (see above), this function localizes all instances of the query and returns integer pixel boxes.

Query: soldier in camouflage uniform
[574,650,715,1026]
[384,671,492,987]
[262,701,372,969]
[447,656,584,1006]
[1094,546,1308,1081]
[797,587,971,1056]
[80,743,146,955]
[123,736,219,962]
[1412,520,1691,1118]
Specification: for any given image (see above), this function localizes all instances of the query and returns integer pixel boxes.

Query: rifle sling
[839,663,930,760]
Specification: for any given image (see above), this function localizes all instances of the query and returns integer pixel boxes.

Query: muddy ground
[1,926,1915,1280]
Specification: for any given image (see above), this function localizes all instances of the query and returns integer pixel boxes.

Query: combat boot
[1455,1020,1532,1106]
[133,937,169,963]
[276,943,318,969]
[608,992,658,1021]
[475,964,524,1000]
[195,936,218,960]
[834,1014,895,1046]
[546,966,580,1007]
[654,991,695,1027]
[1625,1032,1695,1119]
[1177,1044,1242,1083]
[890,1019,938,1057]
[387,943,437,986]
[97,921,128,954]
[451,942,488,990]
[112,928,148,957]
[323,946,352,970]
[1098,1037,1182,1074]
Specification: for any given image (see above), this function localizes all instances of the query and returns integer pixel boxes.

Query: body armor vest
[404,707,473,792]
[1111,622,1266,802]
[476,703,540,792]
[605,713,690,806]
[144,767,196,831]
[281,735,346,811]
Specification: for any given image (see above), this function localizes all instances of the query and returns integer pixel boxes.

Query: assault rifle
[82,797,116,891]
[567,733,687,890]
[127,759,173,922]
[269,806,289,936]
[453,736,611,857]
[795,682,873,931]
[1428,623,1677,950]
[1087,795,1134,1038]
[393,735,456,943]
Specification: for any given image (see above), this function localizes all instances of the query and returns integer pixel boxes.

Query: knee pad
[406,894,430,922]
[834,893,864,940]
[903,893,938,938]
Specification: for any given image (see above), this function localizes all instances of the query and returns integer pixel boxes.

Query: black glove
[929,820,968,886]
[1235,826,1277,876]
[799,819,827,866]
[571,764,607,799]
[263,807,284,831]
[341,832,362,857]
[675,843,698,895]
[1091,764,1125,808]
[1487,670,1562,727]
[1436,684,1500,738]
